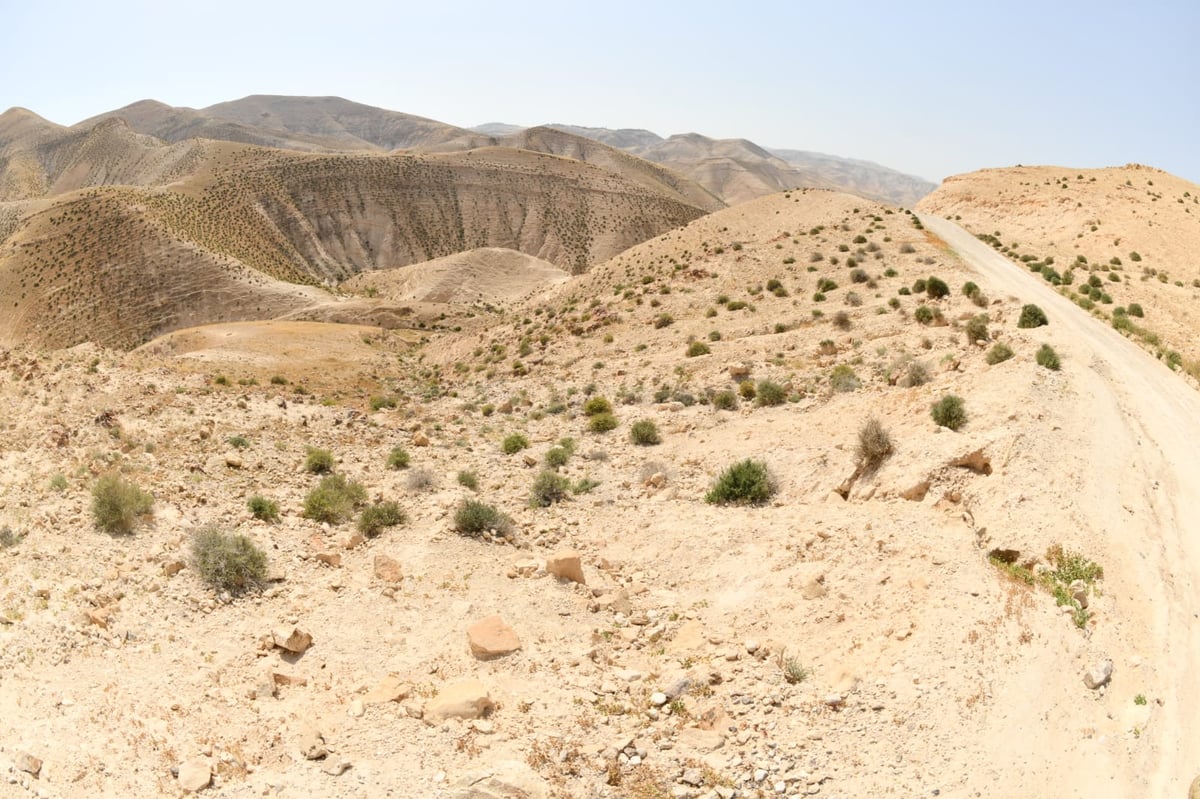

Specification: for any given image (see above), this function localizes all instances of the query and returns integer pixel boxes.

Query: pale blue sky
[2,0,1196,183]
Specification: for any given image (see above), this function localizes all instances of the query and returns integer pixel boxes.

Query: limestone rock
[364,675,412,705]
[467,615,522,659]
[677,727,725,753]
[272,626,313,654]
[14,751,41,776]
[299,728,328,760]
[322,760,351,776]
[425,679,494,723]
[315,552,342,568]
[448,760,549,799]
[177,759,211,792]
[1083,660,1113,689]
[546,550,585,584]
[374,554,403,584]
[86,606,113,629]
[412,432,430,447]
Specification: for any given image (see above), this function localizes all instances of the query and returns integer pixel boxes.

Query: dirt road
[921,213,1200,796]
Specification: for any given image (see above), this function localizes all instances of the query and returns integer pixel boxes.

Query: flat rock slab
[467,615,522,659]
[425,679,494,723]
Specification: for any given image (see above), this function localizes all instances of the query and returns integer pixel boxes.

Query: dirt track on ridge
[922,214,1200,796]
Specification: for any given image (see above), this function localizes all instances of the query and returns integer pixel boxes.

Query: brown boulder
[467,615,522,659]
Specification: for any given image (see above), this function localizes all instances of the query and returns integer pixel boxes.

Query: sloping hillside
[0,143,709,349]
[918,164,1200,375]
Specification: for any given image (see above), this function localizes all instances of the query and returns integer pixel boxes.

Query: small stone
[373,554,403,584]
[363,675,412,705]
[321,760,351,776]
[744,639,760,655]
[315,552,341,568]
[728,363,751,379]
[86,606,113,629]
[14,752,41,776]
[650,691,669,707]
[224,455,243,469]
[272,672,308,687]
[467,615,522,659]
[680,767,704,787]
[754,769,768,782]
[1069,579,1089,609]
[508,559,540,578]
[348,699,365,717]
[424,679,494,723]
[162,560,186,577]
[299,729,327,760]
[272,626,313,654]
[823,693,844,709]
[343,533,365,550]
[177,760,211,792]
[1084,660,1113,690]
[412,432,430,447]
[546,550,586,584]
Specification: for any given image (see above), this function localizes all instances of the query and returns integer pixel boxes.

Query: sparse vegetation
[856,417,894,472]
[453,499,513,538]
[706,459,776,506]
[457,470,479,490]
[248,495,280,523]
[386,447,411,469]
[986,343,1015,365]
[755,380,787,407]
[91,473,153,535]
[1018,304,1048,328]
[965,314,990,344]
[629,419,661,446]
[304,447,335,474]
[686,341,711,357]
[1036,344,1061,370]
[191,526,267,593]
[357,501,406,537]
[303,474,367,524]
[930,395,967,430]
[502,433,530,454]
[530,470,572,507]
[588,412,619,433]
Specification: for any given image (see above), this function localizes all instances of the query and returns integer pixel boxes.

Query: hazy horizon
[2,0,1196,184]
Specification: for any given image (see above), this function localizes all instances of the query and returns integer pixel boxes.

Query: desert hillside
[3,189,1198,798]
[0,137,708,349]
[918,164,1200,378]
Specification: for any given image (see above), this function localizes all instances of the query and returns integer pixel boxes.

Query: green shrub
[965,314,990,344]
[654,313,674,329]
[227,435,250,450]
[270,375,288,385]
[629,419,661,446]
[457,470,479,490]
[705,459,776,506]
[756,380,787,407]
[905,361,932,387]
[986,343,1015,364]
[303,474,367,524]
[91,473,154,534]
[386,447,410,469]
[686,341,711,357]
[545,446,570,468]
[583,396,612,416]
[830,364,861,392]
[712,390,738,410]
[1036,344,1061,370]
[248,495,280,523]
[191,526,267,593]
[588,412,619,433]
[856,417,894,472]
[962,281,980,298]
[925,276,950,298]
[357,501,406,537]
[1129,251,1142,262]
[739,381,757,400]
[1128,303,1144,317]
[914,305,935,325]
[1017,304,1048,328]
[369,395,397,411]
[530,470,572,507]
[912,278,927,294]
[453,499,513,538]
[304,447,335,474]
[502,433,530,454]
[930,395,967,430]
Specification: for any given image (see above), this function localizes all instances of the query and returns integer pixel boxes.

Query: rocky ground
[1,191,1195,797]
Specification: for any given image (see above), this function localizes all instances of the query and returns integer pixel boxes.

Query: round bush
[1017,304,1048,328]
[705,460,777,506]
[914,305,935,325]
[303,474,367,523]
[686,341,711,357]
[92,473,153,535]
[856,418,894,471]
[986,343,1015,365]
[583,396,612,416]
[501,433,530,454]
[588,412,619,433]
[247,495,280,523]
[304,447,335,474]
[386,447,410,469]
[191,526,267,593]
[930,395,968,431]
[629,419,661,446]
[925,276,950,298]
[756,380,787,407]
[1036,344,1061,371]
[712,390,738,411]
[545,446,570,468]
[453,499,513,538]
[965,314,990,344]
[530,470,571,507]
[357,501,406,537]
